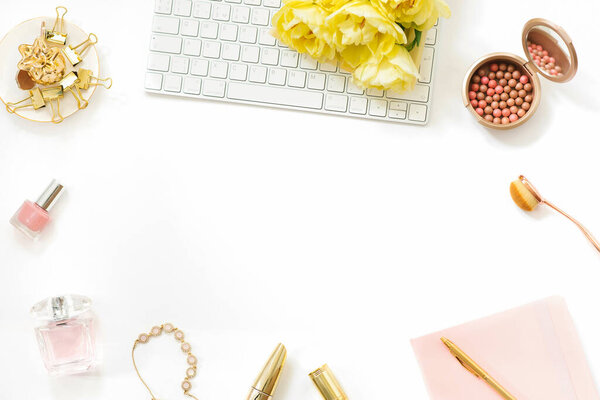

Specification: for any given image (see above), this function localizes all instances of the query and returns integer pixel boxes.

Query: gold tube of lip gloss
[247,344,287,400]
[309,364,348,400]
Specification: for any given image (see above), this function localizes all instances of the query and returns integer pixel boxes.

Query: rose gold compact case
[463,18,578,130]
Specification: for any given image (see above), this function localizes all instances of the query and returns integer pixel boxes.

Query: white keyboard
[145,0,440,125]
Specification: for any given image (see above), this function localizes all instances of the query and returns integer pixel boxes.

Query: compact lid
[30,294,92,321]
[522,18,578,82]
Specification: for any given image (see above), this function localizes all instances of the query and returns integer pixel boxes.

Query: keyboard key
[366,88,383,97]
[327,75,345,92]
[251,8,270,25]
[288,70,306,88]
[174,0,192,15]
[346,81,364,94]
[184,77,202,94]
[268,68,286,85]
[319,61,337,72]
[155,0,173,14]
[200,21,219,38]
[261,48,279,65]
[202,41,221,58]
[183,39,202,56]
[389,101,408,111]
[164,75,183,92]
[145,72,163,90]
[150,35,182,54]
[408,103,427,122]
[258,29,276,46]
[249,65,267,83]
[324,93,348,112]
[241,46,260,63]
[202,79,226,97]
[300,54,318,70]
[419,47,434,84]
[232,6,250,23]
[230,63,248,81]
[148,53,170,71]
[425,28,437,45]
[210,61,229,78]
[181,19,199,36]
[263,0,280,7]
[387,84,429,102]
[349,97,367,114]
[152,16,180,34]
[280,51,298,67]
[228,83,324,109]
[307,72,325,90]
[244,0,261,5]
[220,24,238,41]
[389,109,406,119]
[222,43,240,60]
[191,59,209,75]
[369,99,387,116]
[192,1,211,18]
[225,0,242,4]
[239,26,257,43]
[212,4,231,20]
[171,56,190,73]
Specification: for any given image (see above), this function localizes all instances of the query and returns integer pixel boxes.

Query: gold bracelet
[132,323,199,400]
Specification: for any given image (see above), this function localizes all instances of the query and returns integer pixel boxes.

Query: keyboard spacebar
[227,83,324,110]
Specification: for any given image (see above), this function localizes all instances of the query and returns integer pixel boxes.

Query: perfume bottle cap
[35,180,64,211]
[31,295,92,322]
[309,364,348,400]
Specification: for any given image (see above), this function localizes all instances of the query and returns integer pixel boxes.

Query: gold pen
[441,337,517,400]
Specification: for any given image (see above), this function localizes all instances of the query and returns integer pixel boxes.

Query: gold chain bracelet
[132,323,199,400]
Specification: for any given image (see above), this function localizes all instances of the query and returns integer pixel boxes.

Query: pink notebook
[411,297,599,400]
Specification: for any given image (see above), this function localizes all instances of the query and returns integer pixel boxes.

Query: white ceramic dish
[0,16,99,123]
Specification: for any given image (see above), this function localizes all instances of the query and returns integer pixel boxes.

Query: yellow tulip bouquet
[272,0,450,93]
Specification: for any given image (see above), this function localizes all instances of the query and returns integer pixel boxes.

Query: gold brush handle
[545,201,600,253]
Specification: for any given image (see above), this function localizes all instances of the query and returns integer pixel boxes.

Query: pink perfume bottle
[31,295,96,375]
[10,180,64,240]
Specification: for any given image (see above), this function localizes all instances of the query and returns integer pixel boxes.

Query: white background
[1,0,599,399]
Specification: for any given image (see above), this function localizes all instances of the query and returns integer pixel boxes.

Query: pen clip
[454,356,481,379]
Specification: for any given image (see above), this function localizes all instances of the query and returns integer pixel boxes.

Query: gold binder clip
[6,88,46,113]
[6,86,64,123]
[45,6,68,45]
[42,87,65,123]
[76,69,113,90]
[62,33,98,66]
[59,72,88,109]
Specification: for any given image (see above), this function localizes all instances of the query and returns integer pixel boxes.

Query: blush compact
[463,18,578,130]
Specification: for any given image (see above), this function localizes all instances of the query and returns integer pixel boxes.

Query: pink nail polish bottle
[31,295,96,375]
[10,180,64,240]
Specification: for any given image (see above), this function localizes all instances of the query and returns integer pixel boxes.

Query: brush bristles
[510,180,539,211]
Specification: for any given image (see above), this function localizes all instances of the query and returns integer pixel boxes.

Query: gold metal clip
[42,87,65,123]
[6,87,64,123]
[59,72,88,109]
[62,33,98,66]
[6,88,46,113]
[45,6,68,45]
[76,69,113,90]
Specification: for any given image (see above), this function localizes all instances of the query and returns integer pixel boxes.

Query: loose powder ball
[527,41,563,76]
[468,61,534,126]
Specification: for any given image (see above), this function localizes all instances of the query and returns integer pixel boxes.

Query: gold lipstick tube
[309,364,348,400]
[247,343,287,400]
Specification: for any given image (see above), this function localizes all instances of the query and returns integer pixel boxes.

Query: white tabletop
[1,0,599,399]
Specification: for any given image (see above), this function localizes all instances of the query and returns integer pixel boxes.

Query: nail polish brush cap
[35,180,64,211]
[309,364,348,400]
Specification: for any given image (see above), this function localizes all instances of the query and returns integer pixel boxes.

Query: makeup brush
[510,175,600,253]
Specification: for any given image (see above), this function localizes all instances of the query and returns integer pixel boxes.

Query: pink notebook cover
[411,297,599,400]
